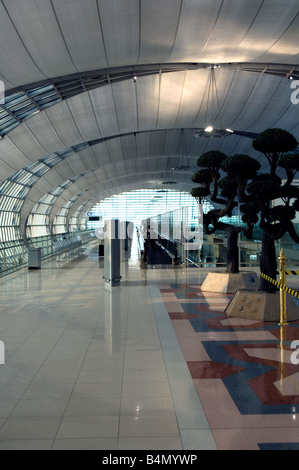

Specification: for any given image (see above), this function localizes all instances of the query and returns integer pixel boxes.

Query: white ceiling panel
[135,132,151,160]
[139,0,183,63]
[77,149,99,171]
[104,138,124,163]
[66,155,87,175]
[0,0,298,236]
[98,0,140,67]
[0,138,32,174]
[0,1,46,89]
[67,92,102,142]
[135,76,160,133]
[43,102,84,148]
[4,127,52,165]
[120,135,137,161]
[24,111,68,154]
[92,143,112,167]
[241,0,299,63]
[89,87,120,137]
[51,0,107,71]
[156,71,186,129]
[3,0,77,79]
[81,173,97,188]
[111,81,138,134]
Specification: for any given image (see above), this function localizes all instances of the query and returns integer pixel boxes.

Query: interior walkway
[0,238,298,450]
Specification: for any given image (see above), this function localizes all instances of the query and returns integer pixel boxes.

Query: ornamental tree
[248,128,299,291]
[191,151,260,273]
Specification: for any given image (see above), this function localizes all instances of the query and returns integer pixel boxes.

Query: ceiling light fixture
[174,129,194,171]
[195,64,234,138]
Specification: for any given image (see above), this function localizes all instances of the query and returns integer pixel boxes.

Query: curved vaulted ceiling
[1,0,299,239]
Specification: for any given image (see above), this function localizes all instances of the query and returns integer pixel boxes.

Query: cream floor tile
[123,358,167,371]
[0,363,41,384]
[22,382,75,400]
[13,343,55,353]
[0,417,61,440]
[76,369,123,384]
[39,360,83,373]
[0,440,53,450]
[120,396,175,416]
[0,246,222,450]
[180,429,218,451]
[0,383,29,400]
[117,437,182,450]
[119,415,180,438]
[71,382,123,400]
[0,400,18,417]
[121,381,172,398]
[31,369,80,384]
[84,350,125,361]
[10,398,69,417]
[7,350,51,364]
[52,438,117,450]
[56,416,119,439]
[64,398,121,417]
[80,359,124,371]
[122,368,169,383]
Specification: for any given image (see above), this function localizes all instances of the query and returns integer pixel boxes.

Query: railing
[0,230,96,278]
[153,235,299,269]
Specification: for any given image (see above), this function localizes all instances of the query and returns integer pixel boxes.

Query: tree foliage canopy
[253,128,297,154]
[190,128,299,283]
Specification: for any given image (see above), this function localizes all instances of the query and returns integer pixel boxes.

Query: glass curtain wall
[86,189,212,231]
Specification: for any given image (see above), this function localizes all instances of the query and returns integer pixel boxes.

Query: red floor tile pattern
[160,283,299,450]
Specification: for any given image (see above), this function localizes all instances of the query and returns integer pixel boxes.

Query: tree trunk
[260,231,277,292]
[226,226,240,273]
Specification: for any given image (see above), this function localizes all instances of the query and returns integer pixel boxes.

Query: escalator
[144,240,173,266]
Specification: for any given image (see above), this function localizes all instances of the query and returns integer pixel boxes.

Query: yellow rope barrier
[261,249,299,326]
[276,271,299,275]
[260,272,299,300]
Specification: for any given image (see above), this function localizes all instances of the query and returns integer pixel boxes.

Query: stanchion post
[278,248,288,326]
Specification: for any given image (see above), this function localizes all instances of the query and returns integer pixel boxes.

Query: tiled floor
[161,283,299,450]
[0,240,298,450]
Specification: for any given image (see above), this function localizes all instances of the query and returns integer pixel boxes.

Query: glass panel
[3,182,29,198]
[60,180,72,189]
[38,194,56,204]
[41,153,62,167]
[0,121,19,134]
[4,93,27,106]
[73,142,90,152]
[0,116,15,127]
[9,170,32,185]
[26,161,49,176]
[50,187,64,196]
[39,98,61,109]
[28,85,56,97]
[9,101,33,113]
[86,190,211,230]
[56,149,75,159]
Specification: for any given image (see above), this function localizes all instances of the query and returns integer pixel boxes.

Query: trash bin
[28,248,42,270]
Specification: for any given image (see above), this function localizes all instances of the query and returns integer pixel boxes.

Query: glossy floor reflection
[0,239,298,450]
[0,242,208,450]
